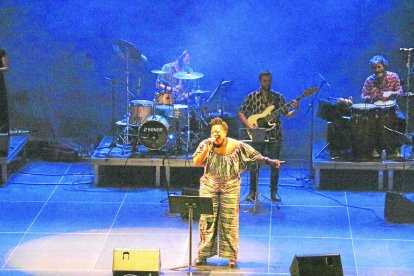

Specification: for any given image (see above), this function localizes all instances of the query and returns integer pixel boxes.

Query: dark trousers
[249,141,281,194]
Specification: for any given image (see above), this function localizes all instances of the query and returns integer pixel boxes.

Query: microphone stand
[403,48,412,135]
[185,90,191,155]
[98,77,121,155]
[400,48,414,158]
[108,78,117,151]
[305,76,328,180]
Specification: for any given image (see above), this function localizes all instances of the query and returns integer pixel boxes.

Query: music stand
[205,80,234,115]
[239,128,275,213]
[168,195,213,272]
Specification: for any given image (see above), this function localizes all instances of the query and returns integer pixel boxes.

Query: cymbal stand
[189,105,208,145]
[120,49,134,152]
[105,77,118,154]
[303,76,326,180]
[168,116,185,154]
[160,80,183,154]
[185,90,192,154]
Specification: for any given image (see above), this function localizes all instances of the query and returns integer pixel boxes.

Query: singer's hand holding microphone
[204,138,216,150]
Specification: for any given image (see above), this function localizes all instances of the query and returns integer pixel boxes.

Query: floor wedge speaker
[290,254,344,276]
[112,249,160,276]
[385,192,414,223]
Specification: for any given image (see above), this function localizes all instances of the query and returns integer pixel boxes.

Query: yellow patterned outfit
[193,140,261,261]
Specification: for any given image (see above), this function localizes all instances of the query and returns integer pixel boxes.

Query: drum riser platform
[91,136,203,187]
[313,145,414,192]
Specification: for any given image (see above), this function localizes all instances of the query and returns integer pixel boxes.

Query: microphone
[318,73,331,87]
[204,138,216,146]
[400,48,414,52]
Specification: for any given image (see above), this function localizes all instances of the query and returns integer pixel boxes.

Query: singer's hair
[177,50,190,66]
[210,117,228,132]
[259,70,272,81]
[369,55,389,70]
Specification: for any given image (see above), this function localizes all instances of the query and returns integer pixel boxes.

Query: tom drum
[130,100,153,125]
[155,91,174,105]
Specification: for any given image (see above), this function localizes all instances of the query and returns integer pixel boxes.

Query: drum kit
[110,40,212,154]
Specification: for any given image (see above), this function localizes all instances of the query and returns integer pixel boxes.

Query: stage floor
[1,160,414,275]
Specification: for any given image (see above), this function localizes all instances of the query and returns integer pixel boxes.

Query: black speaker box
[290,254,344,276]
[385,192,414,223]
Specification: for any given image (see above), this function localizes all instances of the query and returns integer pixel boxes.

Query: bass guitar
[247,86,319,138]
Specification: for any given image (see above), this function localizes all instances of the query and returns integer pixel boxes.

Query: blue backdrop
[1,0,413,159]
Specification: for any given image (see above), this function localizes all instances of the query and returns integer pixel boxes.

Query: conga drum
[374,100,400,155]
[350,103,377,160]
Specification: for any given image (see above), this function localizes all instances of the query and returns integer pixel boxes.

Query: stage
[1,157,414,275]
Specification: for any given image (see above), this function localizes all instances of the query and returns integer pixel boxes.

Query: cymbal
[191,89,211,94]
[151,69,169,75]
[112,39,146,64]
[173,104,188,109]
[173,71,204,80]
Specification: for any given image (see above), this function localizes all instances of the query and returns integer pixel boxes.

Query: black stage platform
[313,144,414,192]
[91,136,203,187]
[92,136,414,192]
[0,135,29,184]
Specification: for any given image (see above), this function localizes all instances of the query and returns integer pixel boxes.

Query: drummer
[155,50,197,103]
[360,55,405,157]
[361,55,404,103]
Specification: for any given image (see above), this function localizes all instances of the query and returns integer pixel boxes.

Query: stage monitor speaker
[385,192,414,223]
[112,249,161,276]
[290,254,344,276]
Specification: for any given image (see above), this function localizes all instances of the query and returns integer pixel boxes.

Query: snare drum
[172,104,188,118]
[130,100,153,125]
[350,103,377,160]
[155,91,174,105]
[138,115,170,150]
[155,104,188,119]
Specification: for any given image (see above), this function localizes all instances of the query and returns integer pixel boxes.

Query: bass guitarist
[238,70,298,202]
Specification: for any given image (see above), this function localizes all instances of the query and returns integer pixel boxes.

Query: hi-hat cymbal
[112,39,146,64]
[173,71,204,80]
[151,69,169,75]
[191,89,211,94]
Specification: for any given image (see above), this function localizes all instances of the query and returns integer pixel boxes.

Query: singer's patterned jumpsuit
[193,140,261,262]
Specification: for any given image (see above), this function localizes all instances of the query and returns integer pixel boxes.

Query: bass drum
[138,115,170,150]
